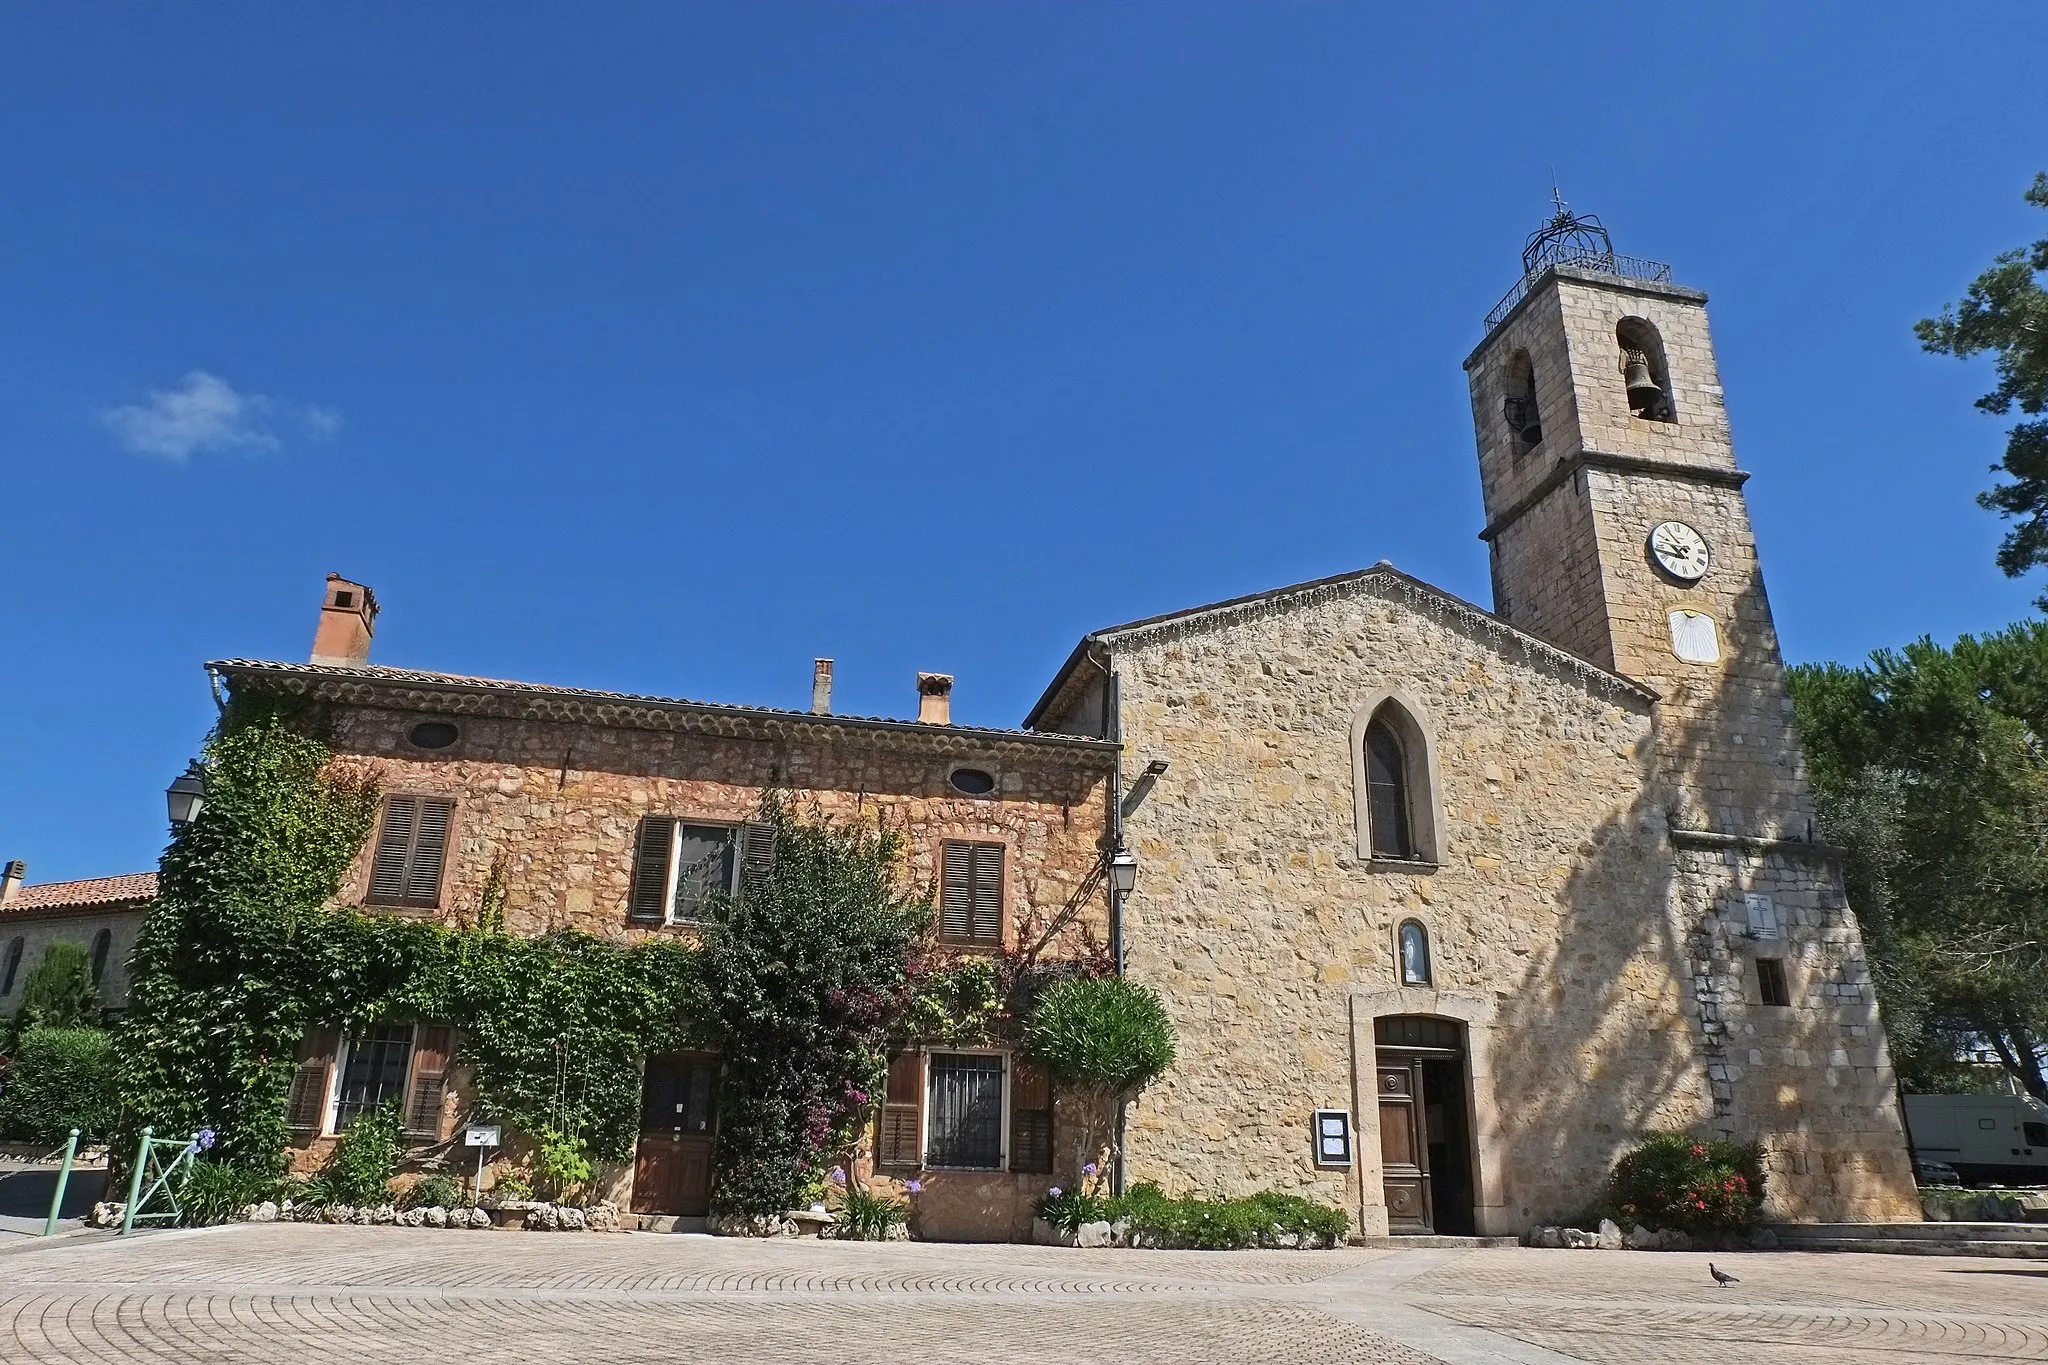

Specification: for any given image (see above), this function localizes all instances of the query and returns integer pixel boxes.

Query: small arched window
[1365,719,1413,860]
[1501,349,1542,453]
[1398,920,1432,987]
[89,928,112,988]
[1,936,23,996]
[1616,317,1676,423]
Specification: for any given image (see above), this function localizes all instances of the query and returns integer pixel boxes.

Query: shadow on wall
[1477,561,1914,1226]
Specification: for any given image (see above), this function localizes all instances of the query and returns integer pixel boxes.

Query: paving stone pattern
[5,1226,2046,1364]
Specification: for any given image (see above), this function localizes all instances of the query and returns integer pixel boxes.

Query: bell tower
[1462,202,1812,841]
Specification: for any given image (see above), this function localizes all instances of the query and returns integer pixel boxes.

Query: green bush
[1025,977,1176,1097]
[1607,1132,1765,1234]
[835,1185,908,1240]
[1033,1181,1348,1249]
[533,1127,593,1201]
[177,1159,279,1226]
[321,1103,403,1206]
[0,1025,119,1145]
[402,1173,464,1210]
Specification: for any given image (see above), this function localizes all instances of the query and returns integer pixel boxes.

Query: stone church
[1025,208,1920,1234]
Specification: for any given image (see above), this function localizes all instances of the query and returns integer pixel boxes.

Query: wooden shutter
[368,797,417,904]
[737,820,777,901]
[367,796,455,909]
[877,1051,923,1168]
[406,1025,454,1139]
[629,816,676,923]
[1009,1058,1054,1174]
[287,1026,341,1133]
[941,841,1003,944]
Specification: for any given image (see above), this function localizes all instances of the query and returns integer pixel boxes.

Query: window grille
[926,1053,1004,1169]
[334,1023,415,1129]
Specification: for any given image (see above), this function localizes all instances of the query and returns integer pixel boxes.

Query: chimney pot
[916,672,954,726]
[811,659,834,715]
[0,859,24,907]
[311,573,379,666]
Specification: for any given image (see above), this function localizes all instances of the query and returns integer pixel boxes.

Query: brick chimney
[311,574,379,666]
[1,860,24,907]
[811,659,834,715]
[916,672,953,726]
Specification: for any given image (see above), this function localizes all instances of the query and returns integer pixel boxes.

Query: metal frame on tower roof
[1483,193,1673,334]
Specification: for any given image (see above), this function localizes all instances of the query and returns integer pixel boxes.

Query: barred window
[925,1053,1004,1169]
[334,1023,415,1130]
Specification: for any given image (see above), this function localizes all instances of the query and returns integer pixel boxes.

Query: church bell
[1622,349,1662,413]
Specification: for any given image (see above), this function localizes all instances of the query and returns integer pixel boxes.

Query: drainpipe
[1085,642,1131,1197]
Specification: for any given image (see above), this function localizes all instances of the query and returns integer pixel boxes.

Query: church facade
[1026,214,1920,1233]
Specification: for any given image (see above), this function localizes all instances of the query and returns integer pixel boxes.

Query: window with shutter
[287,1027,342,1133]
[671,825,737,922]
[877,1052,923,1168]
[1009,1058,1054,1174]
[406,1025,454,1138]
[366,795,456,909]
[939,841,1004,946]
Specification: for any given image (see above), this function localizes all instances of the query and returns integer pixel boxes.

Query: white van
[1904,1087,2048,1186]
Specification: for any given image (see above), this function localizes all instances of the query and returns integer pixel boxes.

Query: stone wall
[0,906,147,1017]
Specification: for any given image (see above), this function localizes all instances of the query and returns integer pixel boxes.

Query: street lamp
[1107,845,1138,897]
[166,760,207,829]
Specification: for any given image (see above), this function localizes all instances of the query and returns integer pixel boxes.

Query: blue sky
[3,4,2043,881]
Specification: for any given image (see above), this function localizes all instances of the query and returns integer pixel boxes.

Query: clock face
[1648,521,1711,581]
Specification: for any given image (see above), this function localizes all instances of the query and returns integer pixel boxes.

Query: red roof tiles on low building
[0,872,157,919]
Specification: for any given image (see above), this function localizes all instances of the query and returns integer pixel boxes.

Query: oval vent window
[949,767,997,795]
[409,721,460,750]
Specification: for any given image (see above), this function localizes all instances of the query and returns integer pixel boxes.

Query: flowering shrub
[1607,1132,1765,1234]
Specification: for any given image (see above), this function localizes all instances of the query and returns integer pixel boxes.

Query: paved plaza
[3,1223,2046,1364]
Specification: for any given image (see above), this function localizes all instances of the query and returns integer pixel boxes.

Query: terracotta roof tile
[1,872,157,919]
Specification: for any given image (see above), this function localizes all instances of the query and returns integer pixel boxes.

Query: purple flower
[1047,1186,1063,1198]
[904,1179,923,1194]
[828,1166,846,1185]
[1082,1162,1098,1177]
[196,1128,217,1151]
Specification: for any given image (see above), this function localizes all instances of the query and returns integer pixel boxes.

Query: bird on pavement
[1709,1263,1740,1287]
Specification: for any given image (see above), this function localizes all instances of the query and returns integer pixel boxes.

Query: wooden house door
[1377,1059,1433,1234]
[631,1052,718,1216]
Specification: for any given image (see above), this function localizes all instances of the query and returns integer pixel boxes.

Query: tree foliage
[1917,172,2048,607]
[0,1025,120,1144]
[8,941,101,1041]
[699,797,926,1217]
[1789,622,2048,1100]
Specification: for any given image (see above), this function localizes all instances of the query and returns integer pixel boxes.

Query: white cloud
[103,371,339,460]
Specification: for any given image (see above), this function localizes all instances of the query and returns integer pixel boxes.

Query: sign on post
[464,1125,502,1147]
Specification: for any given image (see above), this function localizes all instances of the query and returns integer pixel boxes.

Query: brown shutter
[940,842,973,940]
[878,1051,923,1168]
[404,800,454,905]
[287,1026,341,1133]
[406,1025,454,1139]
[737,819,778,901]
[971,843,1003,943]
[368,797,417,904]
[1009,1058,1054,1174]
[629,816,675,923]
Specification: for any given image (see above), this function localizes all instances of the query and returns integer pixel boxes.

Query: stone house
[0,864,154,1021]
[1024,213,1920,1234]
[216,577,1117,1238]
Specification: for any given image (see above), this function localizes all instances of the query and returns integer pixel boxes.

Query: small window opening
[1398,920,1432,987]
[1756,957,1790,1007]
[949,767,996,796]
[334,591,355,608]
[408,721,460,750]
[1616,318,1676,422]
[1501,349,1542,452]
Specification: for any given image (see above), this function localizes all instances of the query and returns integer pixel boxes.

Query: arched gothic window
[1351,695,1442,866]
[1,936,23,996]
[90,928,112,988]
[1398,920,1432,987]
[1502,349,1542,453]
[1365,719,1413,860]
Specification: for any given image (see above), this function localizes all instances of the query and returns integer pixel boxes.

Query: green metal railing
[117,1126,210,1235]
